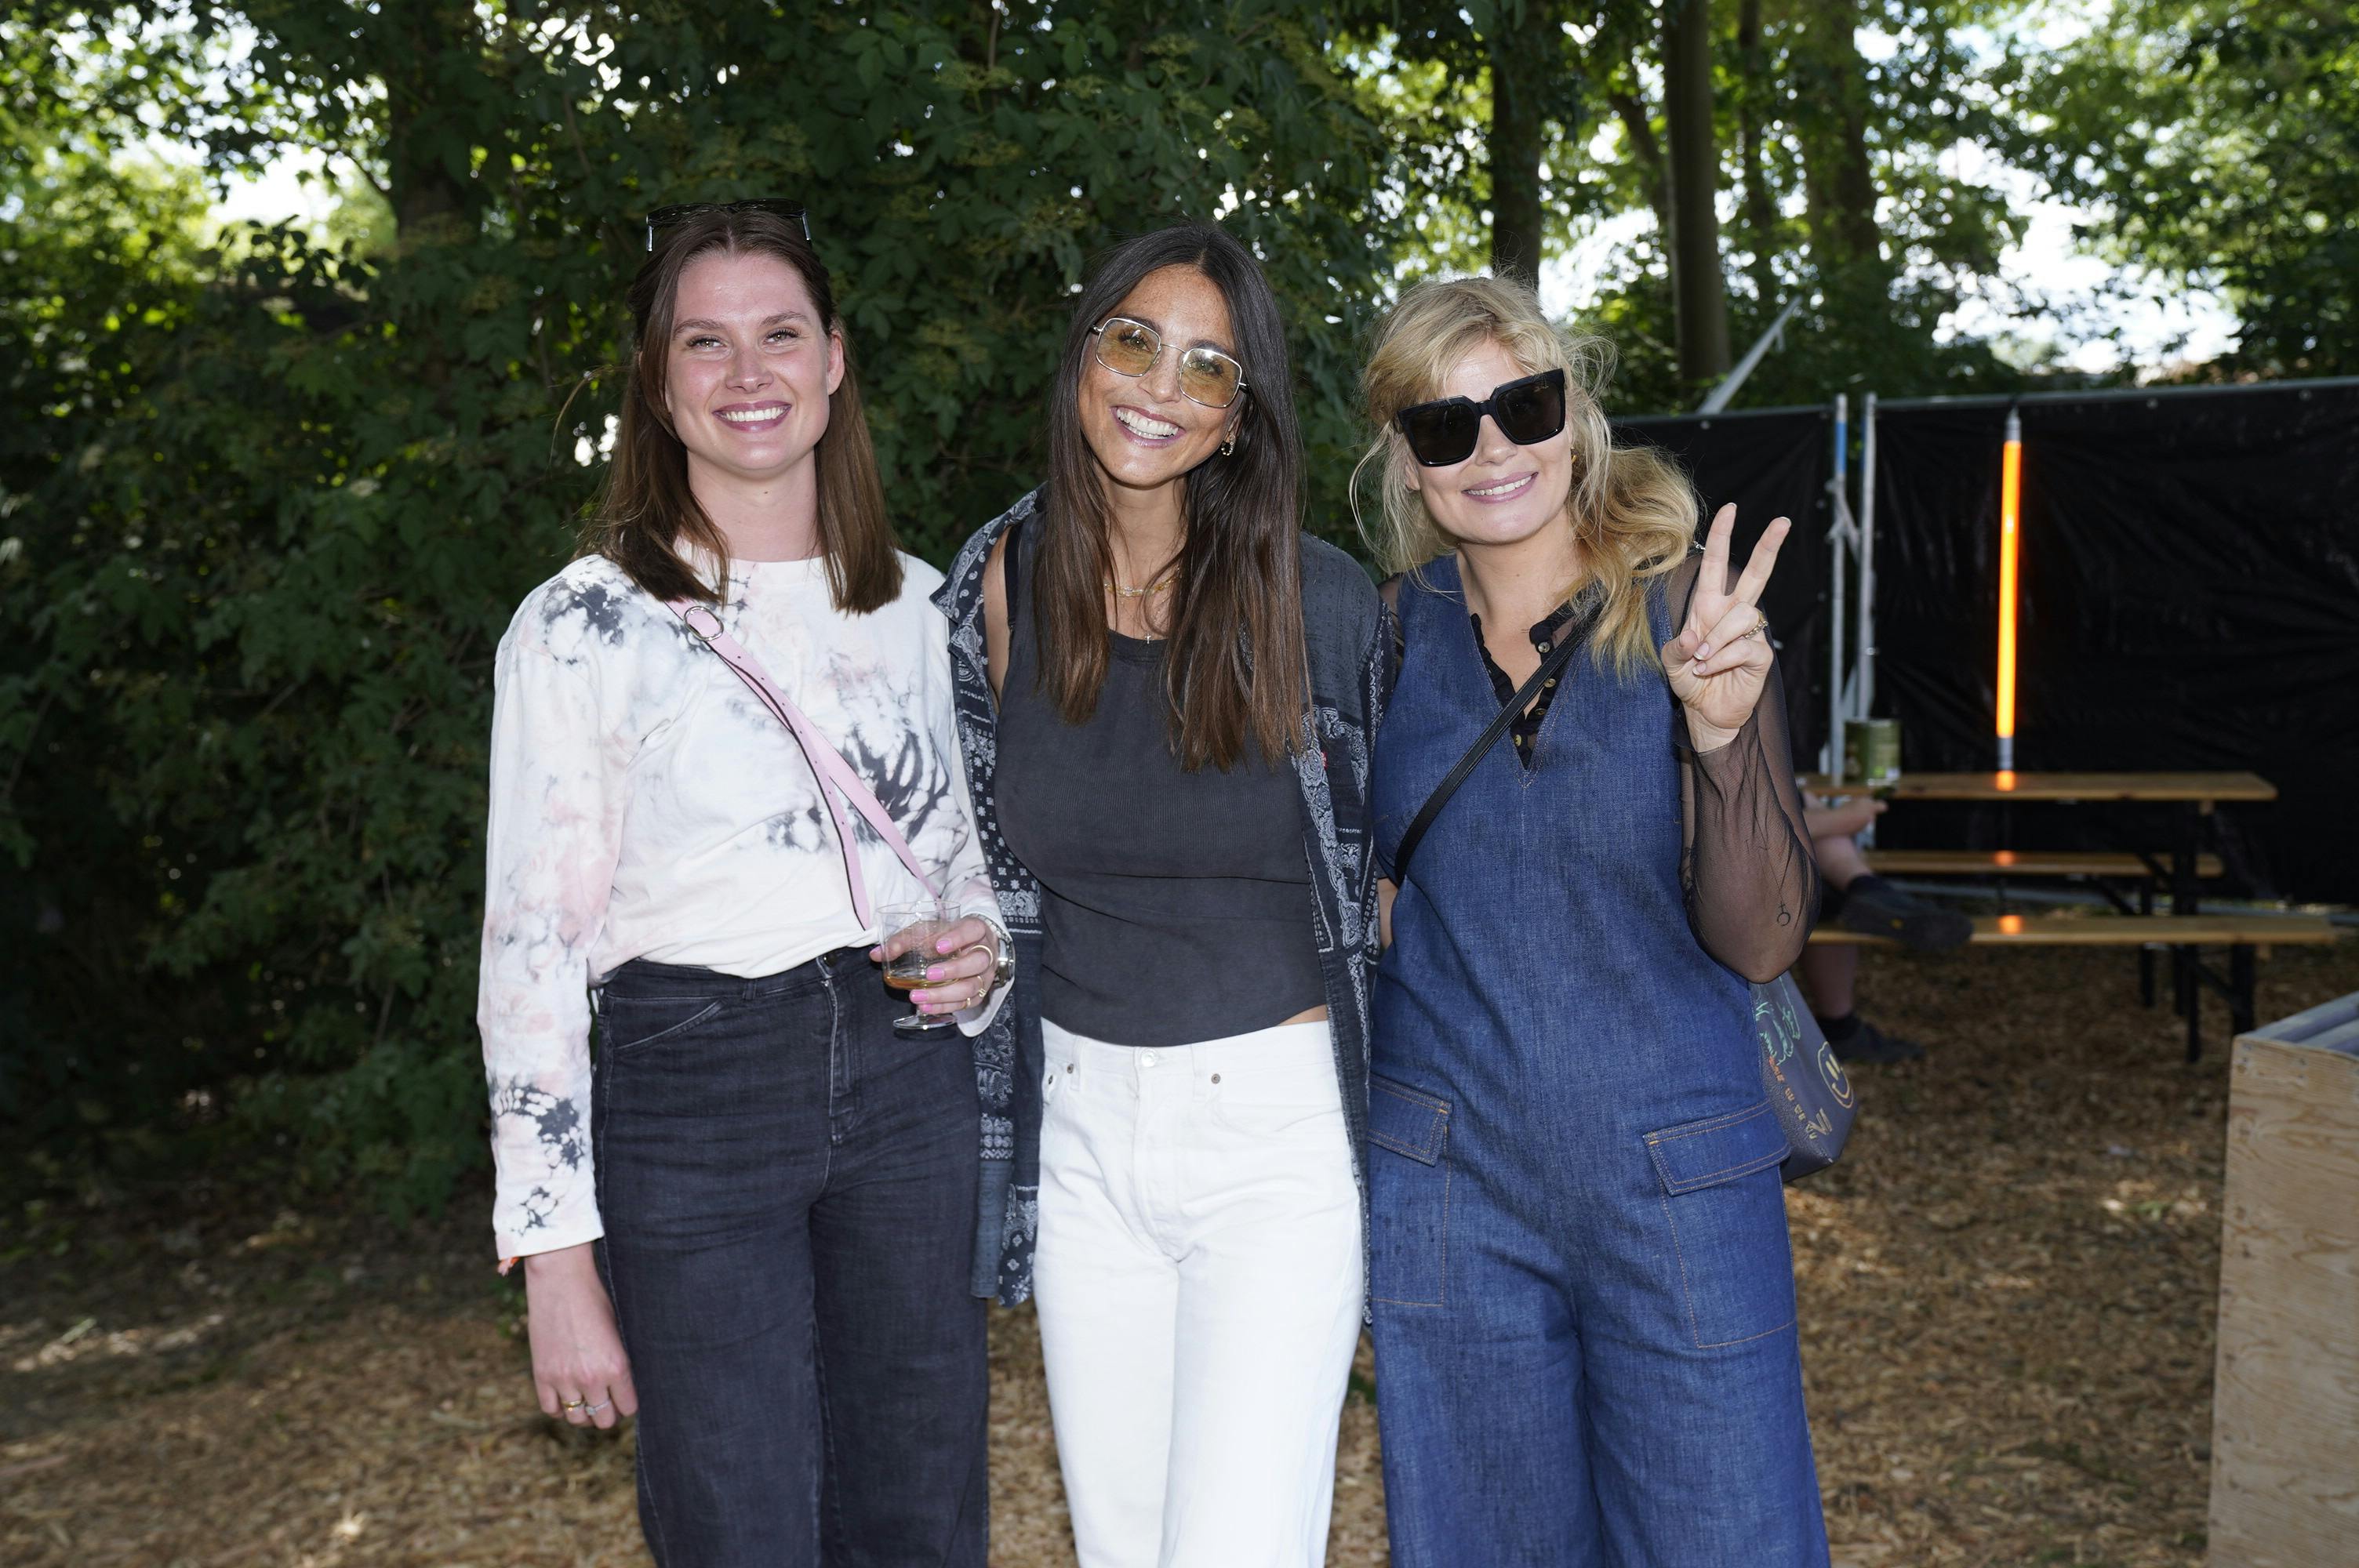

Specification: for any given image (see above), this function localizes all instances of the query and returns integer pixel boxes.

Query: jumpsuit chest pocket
[1644,1101,1797,1349]
[1368,1076,1452,1309]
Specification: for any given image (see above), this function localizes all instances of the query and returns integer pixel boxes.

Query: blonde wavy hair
[1352,274,1698,675]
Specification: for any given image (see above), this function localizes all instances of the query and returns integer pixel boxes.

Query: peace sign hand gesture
[1662,503,1791,751]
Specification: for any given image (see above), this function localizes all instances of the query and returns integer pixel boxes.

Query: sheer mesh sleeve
[1668,553,1819,982]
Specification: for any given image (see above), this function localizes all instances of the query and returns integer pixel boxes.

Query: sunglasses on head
[1089,316,1250,410]
[642,199,812,252]
[1395,368,1568,467]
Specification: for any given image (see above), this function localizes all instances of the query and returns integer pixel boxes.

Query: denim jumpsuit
[1369,556,1830,1568]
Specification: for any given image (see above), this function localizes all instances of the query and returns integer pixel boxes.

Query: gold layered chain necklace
[1103,567,1178,599]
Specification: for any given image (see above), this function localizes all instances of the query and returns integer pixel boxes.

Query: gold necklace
[1103,568,1178,598]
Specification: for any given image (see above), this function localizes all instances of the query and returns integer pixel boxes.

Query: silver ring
[586,1399,610,1414]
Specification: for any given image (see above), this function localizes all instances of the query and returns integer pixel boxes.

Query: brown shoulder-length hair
[1035,222,1308,771]
[576,207,900,612]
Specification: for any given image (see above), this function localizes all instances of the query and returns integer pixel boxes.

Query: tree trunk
[1735,0,1779,307]
[382,0,478,241]
[1608,88,1672,237]
[1487,9,1552,283]
[1796,0,1881,274]
[1663,0,1730,380]
[375,0,480,397]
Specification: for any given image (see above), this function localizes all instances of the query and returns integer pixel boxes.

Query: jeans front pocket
[1205,1057,1344,1139]
[596,993,726,1057]
[1368,1075,1452,1309]
[1644,1100,1797,1349]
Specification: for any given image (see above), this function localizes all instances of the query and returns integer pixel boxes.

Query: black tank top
[994,524,1325,1047]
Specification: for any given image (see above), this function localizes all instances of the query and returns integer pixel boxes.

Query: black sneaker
[1830,1019,1926,1065]
[1837,880,1972,951]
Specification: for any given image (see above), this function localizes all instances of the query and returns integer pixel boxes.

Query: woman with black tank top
[931,223,1390,1567]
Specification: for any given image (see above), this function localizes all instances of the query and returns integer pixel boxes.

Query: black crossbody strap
[1393,631,1582,880]
[1002,514,1023,620]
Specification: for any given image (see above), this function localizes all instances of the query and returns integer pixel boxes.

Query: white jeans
[1034,1018,1365,1568]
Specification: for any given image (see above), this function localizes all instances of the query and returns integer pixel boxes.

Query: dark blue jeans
[592,948,987,1568]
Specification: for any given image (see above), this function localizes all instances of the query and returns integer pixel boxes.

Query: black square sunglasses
[1395,367,1568,467]
[642,199,811,251]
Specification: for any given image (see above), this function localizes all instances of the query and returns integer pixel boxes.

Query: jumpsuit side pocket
[1644,1101,1797,1350]
[1369,1076,1452,1309]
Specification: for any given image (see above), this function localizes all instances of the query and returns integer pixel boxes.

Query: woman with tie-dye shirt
[476,204,1007,1567]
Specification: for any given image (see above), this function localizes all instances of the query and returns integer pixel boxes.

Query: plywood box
[2210,989,2359,1568]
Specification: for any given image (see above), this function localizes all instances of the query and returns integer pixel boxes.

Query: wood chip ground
[5,941,2352,1566]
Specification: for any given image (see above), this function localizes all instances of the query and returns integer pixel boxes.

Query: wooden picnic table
[1798,769,2283,1058]
[1800,770,2277,805]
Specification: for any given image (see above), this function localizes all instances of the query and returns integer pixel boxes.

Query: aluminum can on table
[1843,717,1902,788]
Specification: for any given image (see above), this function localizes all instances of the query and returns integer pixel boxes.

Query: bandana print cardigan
[934,487,1393,1305]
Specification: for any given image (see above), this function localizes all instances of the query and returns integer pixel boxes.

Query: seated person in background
[1797,793,1971,1063]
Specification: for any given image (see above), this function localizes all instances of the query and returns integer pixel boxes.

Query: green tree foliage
[0,0,1397,1209]
[1340,1,2037,409]
[2003,0,2359,377]
[1342,3,1658,286]
[1566,0,2037,409]
[9,0,2352,1216]
[1,16,223,1170]
[1342,1,1625,281]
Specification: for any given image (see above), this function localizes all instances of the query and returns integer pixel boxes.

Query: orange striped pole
[1996,408,2022,772]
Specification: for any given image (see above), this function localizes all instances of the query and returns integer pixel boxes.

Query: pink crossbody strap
[668,601,940,928]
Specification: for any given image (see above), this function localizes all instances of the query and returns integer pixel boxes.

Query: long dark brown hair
[1036,223,1309,771]
[578,207,900,612]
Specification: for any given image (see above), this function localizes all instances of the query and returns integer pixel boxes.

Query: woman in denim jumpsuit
[1358,277,1828,1566]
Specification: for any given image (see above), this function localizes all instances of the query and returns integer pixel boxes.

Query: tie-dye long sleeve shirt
[478,550,1005,1260]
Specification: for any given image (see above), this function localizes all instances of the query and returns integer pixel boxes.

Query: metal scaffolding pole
[1859,390,1880,718]
[1824,394,1851,775]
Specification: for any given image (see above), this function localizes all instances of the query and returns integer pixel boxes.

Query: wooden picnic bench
[1863,849,2226,1007]
[1863,849,2223,880]
[1810,913,2342,1054]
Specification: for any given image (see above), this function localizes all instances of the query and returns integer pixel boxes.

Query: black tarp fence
[1613,405,1836,763]
[1870,380,2359,906]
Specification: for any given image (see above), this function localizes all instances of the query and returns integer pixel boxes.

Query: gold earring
[1220,430,1237,456]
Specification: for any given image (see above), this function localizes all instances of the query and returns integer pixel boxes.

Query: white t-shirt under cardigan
[477,548,1005,1261]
